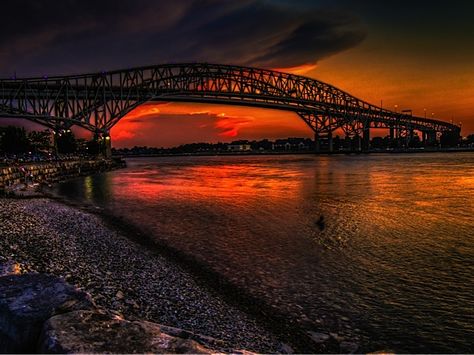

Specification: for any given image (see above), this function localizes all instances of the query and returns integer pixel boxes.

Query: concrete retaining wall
[0,159,125,193]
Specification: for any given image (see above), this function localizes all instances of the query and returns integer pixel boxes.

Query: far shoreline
[113,147,474,159]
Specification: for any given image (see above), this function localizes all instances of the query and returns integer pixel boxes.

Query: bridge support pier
[314,131,334,153]
[363,124,370,151]
[103,134,112,159]
[407,129,414,147]
[52,129,59,155]
[356,135,362,151]
[427,131,437,146]
[314,132,320,153]
[328,131,333,152]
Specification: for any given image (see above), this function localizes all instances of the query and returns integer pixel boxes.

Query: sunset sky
[1,0,473,147]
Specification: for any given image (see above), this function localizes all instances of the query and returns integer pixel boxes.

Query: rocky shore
[0,197,285,353]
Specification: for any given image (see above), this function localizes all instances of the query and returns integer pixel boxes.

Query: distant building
[228,143,251,151]
[274,138,311,150]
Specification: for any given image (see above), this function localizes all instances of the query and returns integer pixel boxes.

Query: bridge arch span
[0,63,460,147]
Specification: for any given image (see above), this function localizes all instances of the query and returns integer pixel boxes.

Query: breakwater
[0,159,125,194]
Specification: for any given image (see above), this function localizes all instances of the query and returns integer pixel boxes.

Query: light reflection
[53,154,474,353]
[114,161,305,204]
[84,175,93,201]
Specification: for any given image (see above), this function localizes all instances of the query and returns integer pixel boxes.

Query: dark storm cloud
[0,0,366,77]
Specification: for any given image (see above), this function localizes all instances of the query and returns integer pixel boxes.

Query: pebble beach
[0,197,284,353]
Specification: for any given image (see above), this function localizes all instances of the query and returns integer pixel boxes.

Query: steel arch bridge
[0,62,460,151]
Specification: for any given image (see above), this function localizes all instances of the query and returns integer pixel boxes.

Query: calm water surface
[53,153,474,352]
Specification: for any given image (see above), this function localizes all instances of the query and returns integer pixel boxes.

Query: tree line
[0,126,102,155]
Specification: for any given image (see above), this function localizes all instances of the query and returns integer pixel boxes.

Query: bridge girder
[0,63,460,138]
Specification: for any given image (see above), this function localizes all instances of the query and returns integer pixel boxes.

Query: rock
[367,350,396,354]
[39,310,212,353]
[330,332,344,341]
[307,331,330,343]
[339,341,359,353]
[0,260,22,276]
[0,273,95,353]
[279,342,294,353]
[158,324,226,348]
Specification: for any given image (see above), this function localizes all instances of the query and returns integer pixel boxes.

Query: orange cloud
[114,129,136,140]
[214,114,255,137]
[125,102,169,119]
[274,63,318,75]
[190,110,211,115]
[111,101,312,148]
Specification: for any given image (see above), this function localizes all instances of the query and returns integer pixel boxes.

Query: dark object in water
[316,215,325,231]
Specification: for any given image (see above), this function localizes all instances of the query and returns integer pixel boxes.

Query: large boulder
[0,260,22,276]
[39,310,211,353]
[0,273,95,353]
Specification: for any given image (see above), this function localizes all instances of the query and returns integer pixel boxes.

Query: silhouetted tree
[333,135,341,150]
[440,131,460,147]
[56,131,77,154]
[408,134,421,148]
[371,136,385,149]
[86,137,101,155]
[0,126,30,153]
[464,134,474,146]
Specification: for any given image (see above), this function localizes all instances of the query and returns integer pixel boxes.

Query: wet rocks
[0,273,95,353]
[0,270,251,354]
[307,331,330,343]
[0,198,283,352]
[0,260,22,276]
[39,310,211,354]
[307,330,360,353]
[340,340,359,353]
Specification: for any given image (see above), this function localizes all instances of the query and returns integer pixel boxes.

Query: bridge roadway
[0,63,460,153]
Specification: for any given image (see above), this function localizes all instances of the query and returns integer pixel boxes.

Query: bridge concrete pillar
[52,129,59,155]
[427,131,437,145]
[354,135,362,152]
[104,134,112,159]
[395,127,402,148]
[328,131,333,153]
[363,123,370,151]
[408,129,414,147]
[389,126,394,140]
[314,132,320,153]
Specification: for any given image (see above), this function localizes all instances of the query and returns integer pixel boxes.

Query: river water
[52,153,474,352]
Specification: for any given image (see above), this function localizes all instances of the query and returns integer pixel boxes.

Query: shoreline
[113,147,474,158]
[0,196,283,352]
[47,194,336,353]
[0,193,334,353]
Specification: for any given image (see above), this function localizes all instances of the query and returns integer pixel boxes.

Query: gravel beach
[0,197,284,353]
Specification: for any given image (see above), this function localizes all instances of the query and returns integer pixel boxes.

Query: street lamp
[423,108,427,118]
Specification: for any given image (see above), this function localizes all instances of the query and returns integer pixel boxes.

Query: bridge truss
[0,63,460,152]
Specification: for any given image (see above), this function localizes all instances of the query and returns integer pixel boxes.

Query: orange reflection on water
[113,160,305,205]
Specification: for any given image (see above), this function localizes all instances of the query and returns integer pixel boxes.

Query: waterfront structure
[228,141,252,152]
[0,63,460,155]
